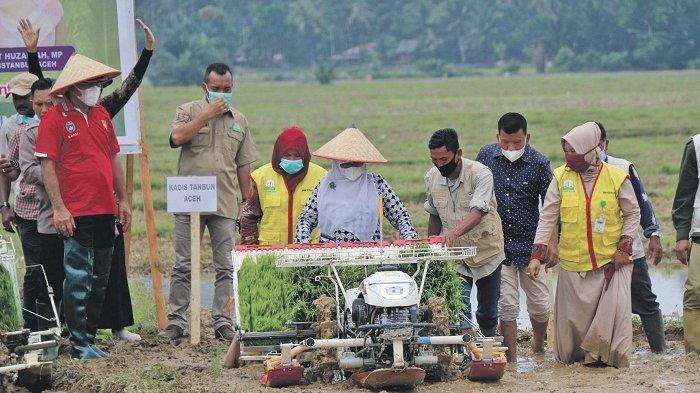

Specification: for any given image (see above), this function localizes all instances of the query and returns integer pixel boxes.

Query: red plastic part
[234,244,284,251]
[428,235,444,244]
[259,364,305,388]
[350,367,426,389]
[467,359,507,381]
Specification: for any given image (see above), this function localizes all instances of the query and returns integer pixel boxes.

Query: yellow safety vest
[554,162,628,272]
[251,162,327,245]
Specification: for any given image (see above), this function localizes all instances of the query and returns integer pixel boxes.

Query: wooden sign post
[167,176,217,345]
[190,211,201,344]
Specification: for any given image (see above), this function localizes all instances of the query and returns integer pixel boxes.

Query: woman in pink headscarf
[527,122,640,367]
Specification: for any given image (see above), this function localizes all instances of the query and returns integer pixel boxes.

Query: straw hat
[50,54,121,95]
[313,127,387,163]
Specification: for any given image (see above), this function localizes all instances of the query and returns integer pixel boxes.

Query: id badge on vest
[594,216,606,233]
[594,200,607,233]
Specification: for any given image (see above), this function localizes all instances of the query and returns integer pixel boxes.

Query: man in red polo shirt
[35,54,130,360]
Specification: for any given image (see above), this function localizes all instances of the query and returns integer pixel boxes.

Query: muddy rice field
[1,313,696,393]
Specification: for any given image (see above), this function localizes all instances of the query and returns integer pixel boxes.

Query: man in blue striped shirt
[476,113,554,363]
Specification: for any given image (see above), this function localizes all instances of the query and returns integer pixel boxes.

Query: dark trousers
[98,224,135,330]
[631,257,661,316]
[63,215,114,350]
[17,215,65,331]
[460,264,501,336]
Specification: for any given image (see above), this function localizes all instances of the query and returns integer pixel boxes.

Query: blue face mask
[279,159,304,175]
[19,114,38,125]
[206,88,232,106]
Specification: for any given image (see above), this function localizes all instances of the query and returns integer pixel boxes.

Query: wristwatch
[0,202,10,210]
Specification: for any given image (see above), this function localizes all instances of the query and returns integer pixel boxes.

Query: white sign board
[167,176,217,213]
[116,0,142,154]
[0,1,142,154]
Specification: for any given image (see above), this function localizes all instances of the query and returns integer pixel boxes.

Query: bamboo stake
[124,154,134,270]
[138,87,168,329]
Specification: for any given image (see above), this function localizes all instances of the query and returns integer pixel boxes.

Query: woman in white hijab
[295,128,418,244]
[527,122,640,368]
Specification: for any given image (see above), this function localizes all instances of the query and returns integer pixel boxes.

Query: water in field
[136,264,687,330]
[505,265,687,330]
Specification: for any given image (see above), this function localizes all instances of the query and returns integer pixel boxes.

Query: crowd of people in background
[1,18,154,359]
[1,16,698,367]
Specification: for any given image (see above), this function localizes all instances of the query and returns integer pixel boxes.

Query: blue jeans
[460,264,501,336]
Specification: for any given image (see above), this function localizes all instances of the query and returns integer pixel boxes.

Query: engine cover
[360,270,419,308]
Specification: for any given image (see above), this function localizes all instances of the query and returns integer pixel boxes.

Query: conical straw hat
[50,54,121,95]
[313,128,387,163]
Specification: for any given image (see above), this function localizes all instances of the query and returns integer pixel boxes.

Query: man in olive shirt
[160,63,260,341]
[673,134,700,354]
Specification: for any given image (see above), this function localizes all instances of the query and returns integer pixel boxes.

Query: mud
[44,333,699,393]
[423,296,461,382]
[1,314,696,392]
[305,296,339,384]
[425,297,450,336]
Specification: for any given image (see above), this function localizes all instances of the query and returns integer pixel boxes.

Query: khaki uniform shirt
[424,158,505,279]
[170,98,260,219]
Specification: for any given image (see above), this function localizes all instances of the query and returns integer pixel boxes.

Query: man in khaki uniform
[673,134,700,353]
[160,63,260,341]
[425,128,504,337]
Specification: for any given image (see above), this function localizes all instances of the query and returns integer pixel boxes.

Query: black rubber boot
[640,310,666,354]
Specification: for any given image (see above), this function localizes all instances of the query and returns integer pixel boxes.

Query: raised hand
[136,18,155,51]
[17,18,40,53]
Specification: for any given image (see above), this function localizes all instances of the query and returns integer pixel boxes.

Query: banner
[0,0,141,154]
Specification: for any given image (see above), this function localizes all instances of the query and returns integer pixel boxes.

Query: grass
[209,343,224,377]
[124,70,700,271]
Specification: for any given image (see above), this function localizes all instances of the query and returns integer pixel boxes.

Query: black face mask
[436,153,458,178]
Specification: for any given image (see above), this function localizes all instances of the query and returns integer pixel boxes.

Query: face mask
[73,85,101,107]
[597,149,608,162]
[340,164,366,181]
[19,114,38,125]
[206,88,232,106]
[280,158,304,175]
[564,143,598,172]
[502,147,525,162]
[564,152,590,172]
[436,154,458,178]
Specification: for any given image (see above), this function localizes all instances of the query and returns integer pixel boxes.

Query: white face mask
[597,149,608,162]
[339,164,366,181]
[73,85,101,107]
[502,147,525,162]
